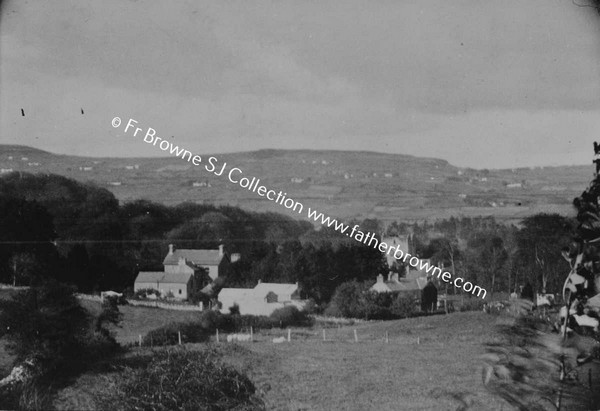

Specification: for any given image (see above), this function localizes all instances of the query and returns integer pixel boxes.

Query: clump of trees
[0,172,387,307]
[0,280,122,409]
[324,281,417,320]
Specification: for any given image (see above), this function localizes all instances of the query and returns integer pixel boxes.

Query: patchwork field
[0,145,588,225]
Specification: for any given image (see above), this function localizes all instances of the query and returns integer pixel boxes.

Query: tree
[516,214,572,294]
[8,252,42,286]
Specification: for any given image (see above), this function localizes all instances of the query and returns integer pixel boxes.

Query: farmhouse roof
[254,282,298,297]
[160,271,193,284]
[218,288,254,300]
[135,271,164,283]
[135,271,193,285]
[384,279,421,292]
[163,248,225,266]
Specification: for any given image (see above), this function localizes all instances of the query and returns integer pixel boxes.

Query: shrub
[133,288,161,299]
[143,308,313,347]
[99,348,264,411]
[390,293,416,318]
[0,280,121,409]
[269,306,313,328]
[229,303,240,315]
[143,321,211,346]
[457,298,486,312]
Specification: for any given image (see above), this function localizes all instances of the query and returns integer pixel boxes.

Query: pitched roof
[135,271,164,283]
[384,279,421,292]
[163,249,224,266]
[135,271,193,285]
[218,288,255,301]
[254,282,298,297]
[161,271,193,284]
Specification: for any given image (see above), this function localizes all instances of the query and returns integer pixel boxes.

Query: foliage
[0,281,89,367]
[515,214,573,294]
[98,348,264,411]
[482,312,600,410]
[326,280,419,320]
[269,306,313,327]
[143,321,211,346]
[143,308,313,347]
[133,288,161,299]
[456,298,486,312]
[0,280,121,409]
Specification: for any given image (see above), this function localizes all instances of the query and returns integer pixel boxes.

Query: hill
[0,145,589,224]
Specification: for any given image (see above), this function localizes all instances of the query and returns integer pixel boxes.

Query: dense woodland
[0,172,576,306]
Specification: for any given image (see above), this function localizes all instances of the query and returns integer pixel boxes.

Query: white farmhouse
[218,280,305,316]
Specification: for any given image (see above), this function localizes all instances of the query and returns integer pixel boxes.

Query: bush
[0,280,121,409]
[143,307,313,347]
[390,293,416,318]
[143,321,211,346]
[457,298,486,312]
[229,303,240,315]
[269,306,313,328]
[99,348,264,411]
[326,281,420,320]
[133,288,161,300]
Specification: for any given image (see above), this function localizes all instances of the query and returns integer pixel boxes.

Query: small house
[163,244,231,281]
[134,271,194,299]
[218,280,304,316]
[134,244,235,300]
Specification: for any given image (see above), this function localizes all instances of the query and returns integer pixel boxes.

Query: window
[179,289,182,294]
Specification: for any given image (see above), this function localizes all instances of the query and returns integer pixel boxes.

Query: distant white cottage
[218,280,305,316]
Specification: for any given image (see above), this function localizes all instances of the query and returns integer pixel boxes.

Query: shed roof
[135,271,164,283]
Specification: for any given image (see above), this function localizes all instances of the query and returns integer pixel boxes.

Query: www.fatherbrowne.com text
[113,117,487,299]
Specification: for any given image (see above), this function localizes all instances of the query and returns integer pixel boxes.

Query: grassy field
[208,311,508,411]
[79,299,205,344]
[52,307,511,410]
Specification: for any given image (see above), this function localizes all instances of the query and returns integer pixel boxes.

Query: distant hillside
[0,145,589,224]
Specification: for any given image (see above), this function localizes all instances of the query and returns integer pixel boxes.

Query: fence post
[178,331,182,345]
[354,329,358,343]
[417,336,420,345]
[287,328,291,342]
[385,331,389,344]
[139,334,142,347]
[216,329,219,343]
[250,326,253,342]
[323,329,326,341]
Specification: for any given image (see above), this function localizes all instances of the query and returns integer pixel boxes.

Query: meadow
[53,301,510,410]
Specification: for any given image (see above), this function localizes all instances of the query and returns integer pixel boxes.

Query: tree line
[0,172,576,307]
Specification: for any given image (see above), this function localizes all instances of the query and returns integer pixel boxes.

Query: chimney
[377,274,384,283]
[168,244,174,255]
[178,256,186,266]
[258,279,261,285]
[392,273,399,283]
[218,244,224,257]
[387,272,392,282]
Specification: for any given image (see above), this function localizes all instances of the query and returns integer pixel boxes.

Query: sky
[1,0,600,169]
